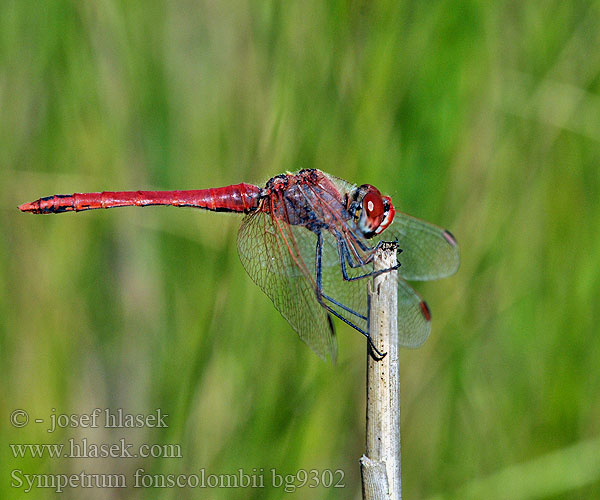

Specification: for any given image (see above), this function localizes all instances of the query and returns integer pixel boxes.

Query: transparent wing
[396,279,432,347]
[237,212,337,361]
[317,230,432,348]
[372,212,460,281]
[316,170,459,281]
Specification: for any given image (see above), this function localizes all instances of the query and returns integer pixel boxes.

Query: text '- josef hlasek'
[39,408,168,433]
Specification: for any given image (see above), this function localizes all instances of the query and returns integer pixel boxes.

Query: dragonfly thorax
[262,170,353,233]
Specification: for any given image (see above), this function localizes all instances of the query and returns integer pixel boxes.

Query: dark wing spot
[443,230,458,247]
[419,301,432,321]
[326,314,336,337]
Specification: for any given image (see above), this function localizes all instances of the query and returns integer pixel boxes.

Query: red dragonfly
[19,169,459,361]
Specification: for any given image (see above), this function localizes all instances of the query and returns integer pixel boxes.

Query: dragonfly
[19,169,459,361]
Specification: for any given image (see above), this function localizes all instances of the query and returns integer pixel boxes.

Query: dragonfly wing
[373,212,460,281]
[318,170,459,281]
[318,231,431,348]
[237,212,337,361]
[397,278,431,347]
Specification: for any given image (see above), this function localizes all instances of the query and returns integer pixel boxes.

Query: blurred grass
[2,0,600,499]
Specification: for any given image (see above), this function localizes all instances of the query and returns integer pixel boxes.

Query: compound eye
[355,187,387,238]
[353,184,395,238]
[363,189,385,221]
[375,195,395,234]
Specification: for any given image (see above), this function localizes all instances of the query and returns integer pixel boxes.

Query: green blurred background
[2,1,600,499]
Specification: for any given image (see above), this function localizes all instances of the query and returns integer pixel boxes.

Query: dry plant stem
[362,242,401,500]
[360,455,389,499]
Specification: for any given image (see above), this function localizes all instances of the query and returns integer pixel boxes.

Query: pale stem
[361,242,401,500]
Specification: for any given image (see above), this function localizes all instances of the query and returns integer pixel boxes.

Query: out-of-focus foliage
[2,1,599,498]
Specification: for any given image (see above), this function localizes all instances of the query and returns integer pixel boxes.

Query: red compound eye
[363,189,385,219]
[376,195,395,234]
[355,185,394,238]
[358,187,387,236]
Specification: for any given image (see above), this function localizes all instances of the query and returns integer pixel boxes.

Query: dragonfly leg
[321,292,367,321]
[316,232,366,319]
[350,236,403,265]
[315,231,325,300]
[321,301,387,360]
[338,237,367,268]
[337,237,400,282]
[367,341,387,361]
[314,232,386,360]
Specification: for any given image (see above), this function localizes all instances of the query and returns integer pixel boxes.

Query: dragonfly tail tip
[18,201,37,213]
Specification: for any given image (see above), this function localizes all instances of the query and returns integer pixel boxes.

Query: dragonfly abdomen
[19,184,262,214]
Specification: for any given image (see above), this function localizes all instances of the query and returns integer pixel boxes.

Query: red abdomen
[19,183,262,214]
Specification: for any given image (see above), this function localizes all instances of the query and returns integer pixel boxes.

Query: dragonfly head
[347,185,395,239]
